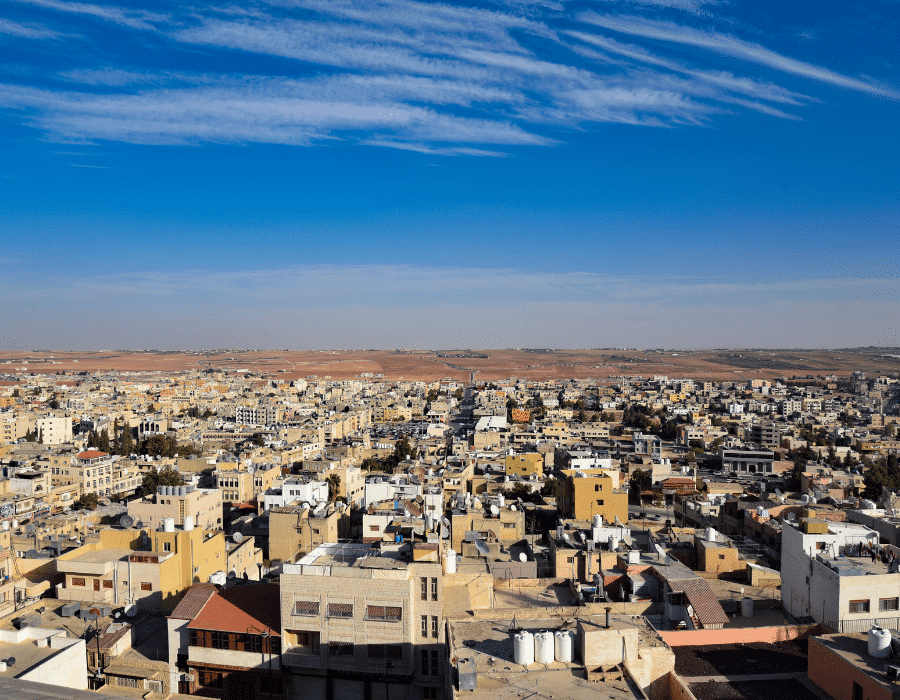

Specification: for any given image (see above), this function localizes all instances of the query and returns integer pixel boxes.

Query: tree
[139,466,184,498]
[12,388,20,398]
[99,428,110,453]
[503,482,535,502]
[118,423,134,455]
[630,469,651,504]
[73,492,99,510]
[326,473,342,502]
[863,454,900,500]
[539,477,558,498]
[49,399,59,409]
[23,429,37,443]
[393,436,417,463]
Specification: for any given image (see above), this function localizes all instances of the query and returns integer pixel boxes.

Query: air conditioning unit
[181,673,195,682]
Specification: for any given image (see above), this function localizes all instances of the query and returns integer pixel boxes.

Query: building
[268,504,348,564]
[234,404,280,426]
[169,582,282,697]
[214,463,282,506]
[450,505,525,554]
[717,446,775,474]
[262,478,328,512]
[780,516,900,632]
[128,484,223,532]
[504,453,543,478]
[556,468,628,524]
[35,415,72,445]
[279,541,444,700]
[808,632,900,700]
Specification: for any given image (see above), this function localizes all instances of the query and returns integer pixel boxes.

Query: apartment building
[262,477,328,512]
[279,541,444,700]
[781,517,900,632]
[128,484,223,531]
[35,415,73,445]
[717,446,775,474]
[555,468,628,524]
[268,504,347,564]
[234,404,280,426]
[213,463,281,505]
[504,452,543,478]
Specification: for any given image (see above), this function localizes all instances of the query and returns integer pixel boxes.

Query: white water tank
[425,514,434,532]
[534,631,554,664]
[608,536,619,552]
[444,550,457,574]
[861,499,877,510]
[0,522,7,531]
[163,517,175,532]
[707,527,716,542]
[740,597,754,618]
[209,571,226,586]
[801,494,809,504]
[183,516,194,532]
[11,520,17,529]
[554,630,574,663]
[514,631,534,666]
[592,514,602,528]
[869,627,892,658]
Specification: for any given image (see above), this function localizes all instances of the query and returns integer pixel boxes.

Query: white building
[363,476,421,509]
[781,518,900,632]
[263,479,328,511]
[36,415,72,445]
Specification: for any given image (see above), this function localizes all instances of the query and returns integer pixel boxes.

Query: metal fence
[824,617,900,633]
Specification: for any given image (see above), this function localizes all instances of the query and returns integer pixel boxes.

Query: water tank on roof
[514,631,534,666]
[592,514,602,528]
[869,627,892,659]
[443,550,457,574]
[801,495,809,504]
[741,597,754,618]
[534,631,554,664]
[183,516,194,532]
[554,630,574,663]
[163,518,175,533]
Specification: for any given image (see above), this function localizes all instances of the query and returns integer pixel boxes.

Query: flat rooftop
[66,548,133,564]
[447,614,661,700]
[812,634,900,699]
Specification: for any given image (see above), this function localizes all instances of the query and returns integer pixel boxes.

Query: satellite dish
[518,552,527,562]
[247,466,256,474]
[134,520,144,529]
[113,612,121,619]
[441,517,451,528]
[510,505,516,511]
[233,532,244,544]
[227,570,237,579]
[490,504,499,516]
[124,604,137,618]
[740,587,745,595]
[475,539,491,557]
[119,514,134,528]
[440,524,449,539]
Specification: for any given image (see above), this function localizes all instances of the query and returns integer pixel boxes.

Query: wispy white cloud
[0,17,63,38]
[7,0,167,30]
[580,13,900,98]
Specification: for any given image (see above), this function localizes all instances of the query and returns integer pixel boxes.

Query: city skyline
[1,0,897,348]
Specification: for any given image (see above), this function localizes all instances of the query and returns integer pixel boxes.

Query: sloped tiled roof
[188,583,280,636]
[170,583,217,620]
[668,578,729,627]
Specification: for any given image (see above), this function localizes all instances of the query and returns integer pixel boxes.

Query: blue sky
[0,0,897,349]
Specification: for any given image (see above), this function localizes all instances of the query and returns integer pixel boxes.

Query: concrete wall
[658,623,828,647]
[16,634,88,691]
[668,672,700,700]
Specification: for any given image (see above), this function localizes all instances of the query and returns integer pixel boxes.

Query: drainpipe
[605,606,611,629]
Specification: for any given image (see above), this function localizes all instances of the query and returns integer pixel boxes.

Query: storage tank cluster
[158,485,191,497]
[513,630,575,666]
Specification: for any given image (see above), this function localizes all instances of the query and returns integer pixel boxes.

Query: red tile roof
[77,450,108,459]
[170,583,217,620]
[188,584,280,636]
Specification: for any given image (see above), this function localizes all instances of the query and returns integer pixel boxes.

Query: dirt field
[1,349,898,382]
[675,640,809,676]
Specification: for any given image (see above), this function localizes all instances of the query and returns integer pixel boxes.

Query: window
[366,605,402,622]
[294,600,320,616]
[594,485,599,491]
[431,615,438,638]
[327,603,353,618]
[103,580,113,589]
[880,597,899,612]
[596,500,604,506]
[293,630,320,654]
[421,649,429,674]
[421,615,428,638]
[72,577,85,587]
[329,641,354,656]
[849,599,870,613]
[566,557,574,564]
[431,650,439,675]
[164,542,171,552]
[421,577,428,601]
[431,577,438,601]
[140,582,152,591]
[369,525,380,532]
[368,644,402,659]
[423,688,440,700]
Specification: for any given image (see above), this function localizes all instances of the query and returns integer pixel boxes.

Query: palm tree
[326,473,342,502]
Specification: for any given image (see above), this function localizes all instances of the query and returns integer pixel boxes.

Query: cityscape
[2,0,899,698]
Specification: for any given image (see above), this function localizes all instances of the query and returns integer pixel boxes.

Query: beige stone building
[279,541,444,700]
[213,462,281,505]
[268,505,349,564]
[128,484,223,532]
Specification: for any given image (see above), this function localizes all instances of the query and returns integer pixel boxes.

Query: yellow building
[55,522,226,611]
[268,505,348,564]
[504,453,543,478]
[556,468,628,524]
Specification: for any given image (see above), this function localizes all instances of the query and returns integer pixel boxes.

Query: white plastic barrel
[163,517,175,532]
[514,631,534,666]
[592,514,602,528]
[183,516,195,532]
[554,630,573,663]
[444,550,457,574]
[869,627,892,658]
[608,536,619,552]
[534,631,554,664]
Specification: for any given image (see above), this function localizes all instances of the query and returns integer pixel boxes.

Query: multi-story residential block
[128,484,223,531]
[213,463,281,505]
[555,468,628,524]
[35,415,72,444]
[717,445,775,474]
[279,541,444,700]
